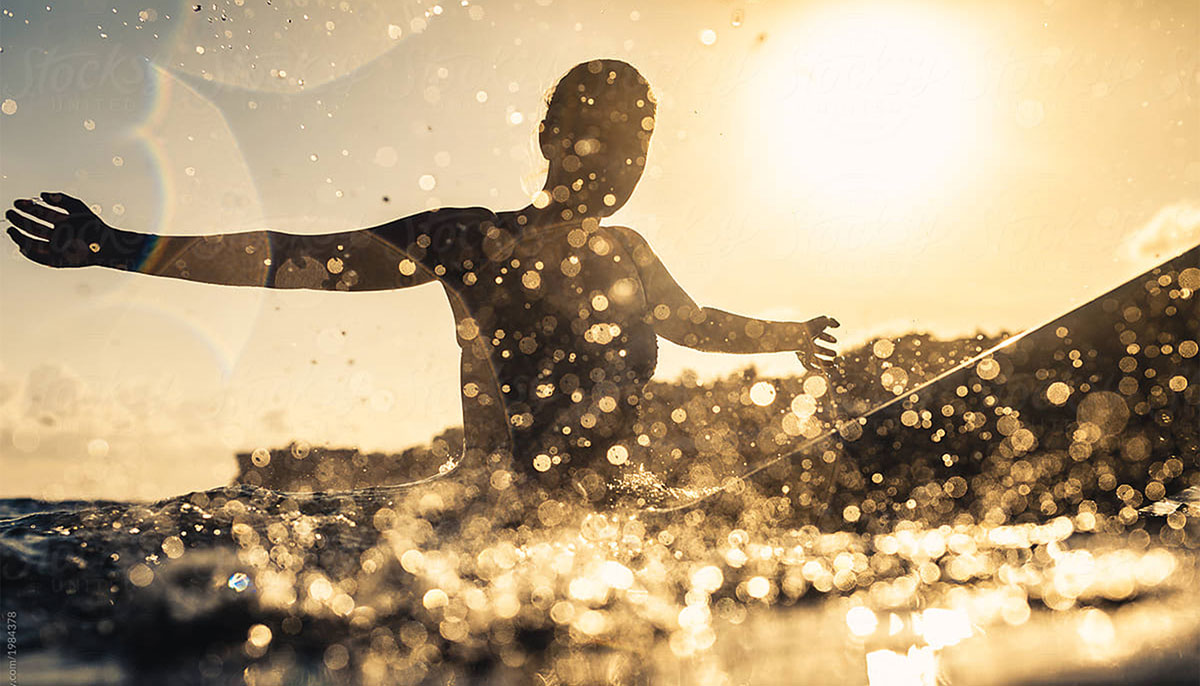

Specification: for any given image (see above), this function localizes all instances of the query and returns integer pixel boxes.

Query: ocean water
[1,474,1197,686]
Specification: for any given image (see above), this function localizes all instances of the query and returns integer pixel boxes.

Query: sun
[755,4,984,207]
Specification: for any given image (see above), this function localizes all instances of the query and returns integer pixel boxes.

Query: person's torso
[406,207,659,465]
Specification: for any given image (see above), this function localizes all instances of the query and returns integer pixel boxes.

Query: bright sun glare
[758,4,982,206]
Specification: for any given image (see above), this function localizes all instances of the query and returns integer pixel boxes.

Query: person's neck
[513,198,606,229]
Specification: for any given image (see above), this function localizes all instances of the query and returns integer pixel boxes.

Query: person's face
[539,116,651,217]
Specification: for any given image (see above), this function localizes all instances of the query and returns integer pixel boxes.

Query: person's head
[539,60,655,218]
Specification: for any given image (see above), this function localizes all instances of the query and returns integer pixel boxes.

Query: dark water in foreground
[1,478,1198,686]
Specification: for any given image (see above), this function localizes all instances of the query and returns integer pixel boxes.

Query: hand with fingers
[6,192,146,270]
[794,315,840,371]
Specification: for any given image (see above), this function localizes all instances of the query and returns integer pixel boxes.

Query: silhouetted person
[7,59,838,496]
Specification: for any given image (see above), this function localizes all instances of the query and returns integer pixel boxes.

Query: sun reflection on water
[851,606,974,685]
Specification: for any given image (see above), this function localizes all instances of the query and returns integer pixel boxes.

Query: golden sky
[1,0,1197,498]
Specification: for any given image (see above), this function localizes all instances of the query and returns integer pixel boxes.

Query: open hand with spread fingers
[6,192,145,270]
[795,315,840,370]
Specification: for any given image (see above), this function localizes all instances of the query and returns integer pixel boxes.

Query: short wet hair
[542,59,656,152]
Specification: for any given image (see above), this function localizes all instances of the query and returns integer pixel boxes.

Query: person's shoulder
[372,207,498,263]
[605,225,657,267]
[605,224,648,247]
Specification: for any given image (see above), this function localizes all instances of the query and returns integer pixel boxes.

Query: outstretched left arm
[612,226,839,367]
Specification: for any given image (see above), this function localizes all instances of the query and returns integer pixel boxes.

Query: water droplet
[791,393,817,418]
[1046,381,1072,405]
[324,644,349,671]
[251,447,271,467]
[746,576,770,599]
[749,381,776,406]
[606,444,629,465]
[161,536,185,559]
[976,358,1001,380]
[0,99,16,115]
[248,624,273,648]
[1179,267,1200,290]
[872,339,895,359]
[881,367,909,394]
[128,564,154,587]
[227,572,251,592]
[803,375,828,398]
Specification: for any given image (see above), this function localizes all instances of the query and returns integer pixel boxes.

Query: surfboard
[641,244,1200,516]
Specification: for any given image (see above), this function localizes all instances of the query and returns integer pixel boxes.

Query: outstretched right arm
[6,192,438,291]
